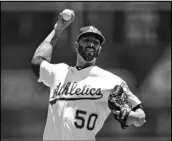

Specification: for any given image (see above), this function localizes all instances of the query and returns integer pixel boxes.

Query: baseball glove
[108,85,132,129]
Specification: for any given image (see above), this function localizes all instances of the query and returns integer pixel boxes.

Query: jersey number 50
[74,110,98,130]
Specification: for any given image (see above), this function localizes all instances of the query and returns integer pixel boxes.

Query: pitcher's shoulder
[54,62,69,69]
[51,63,69,74]
[93,66,123,81]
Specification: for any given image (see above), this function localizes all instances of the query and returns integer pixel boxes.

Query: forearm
[30,27,61,77]
[32,10,75,63]
[32,29,60,62]
[126,108,146,127]
[31,10,74,77]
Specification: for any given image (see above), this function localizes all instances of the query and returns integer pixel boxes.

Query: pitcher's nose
[88,43,94,48]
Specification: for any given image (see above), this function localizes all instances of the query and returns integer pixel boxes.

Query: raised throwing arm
[31,10,75,77]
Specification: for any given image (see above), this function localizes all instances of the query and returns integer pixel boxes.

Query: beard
[78,44,98,62]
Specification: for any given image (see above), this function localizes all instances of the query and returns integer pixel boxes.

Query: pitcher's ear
[99,46,102,52]
[95,46,102,57]
[98,46,102,55]
[75,42,79,51]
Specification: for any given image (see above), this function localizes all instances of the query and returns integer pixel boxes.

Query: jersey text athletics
[51,82,103,101]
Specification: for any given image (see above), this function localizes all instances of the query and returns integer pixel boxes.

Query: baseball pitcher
[31,9,146,140]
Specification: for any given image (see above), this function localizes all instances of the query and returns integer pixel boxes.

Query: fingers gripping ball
[62,9,74,21]
[108,85,132,129]
[54,9,75,32]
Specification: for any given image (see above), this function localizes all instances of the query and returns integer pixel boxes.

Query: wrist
[54,22,64,36]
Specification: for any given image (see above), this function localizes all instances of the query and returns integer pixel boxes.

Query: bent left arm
[126,108,146,127]
[108,83,146,129]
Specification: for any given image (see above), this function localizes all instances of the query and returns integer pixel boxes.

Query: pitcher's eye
[93,40,100,45]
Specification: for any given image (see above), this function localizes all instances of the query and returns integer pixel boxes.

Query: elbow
[31,58,36,66]
[31,56,46,65]
[31,57,38,67]
[134,109,146,127]
[135,116,146,127]
[30,57,44,78]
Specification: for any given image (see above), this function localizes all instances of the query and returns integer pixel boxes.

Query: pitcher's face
[77,35,101,62]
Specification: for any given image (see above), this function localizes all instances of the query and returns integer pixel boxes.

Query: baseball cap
[77,26,105,45]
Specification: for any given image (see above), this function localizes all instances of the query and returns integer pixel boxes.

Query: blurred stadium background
[1,2,171,141]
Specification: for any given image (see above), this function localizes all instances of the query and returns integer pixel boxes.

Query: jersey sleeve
[120,81,141,109]
[38,60,68,87]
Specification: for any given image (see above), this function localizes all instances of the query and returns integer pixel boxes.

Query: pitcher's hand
[54,9,75,35]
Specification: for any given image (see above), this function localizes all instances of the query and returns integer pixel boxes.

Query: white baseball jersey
[38,60,141,140]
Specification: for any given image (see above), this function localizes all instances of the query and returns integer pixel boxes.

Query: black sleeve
[132,104,143,111]
[30,56,47,78]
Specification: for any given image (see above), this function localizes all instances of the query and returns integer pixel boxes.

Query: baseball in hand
[62,9,73,21]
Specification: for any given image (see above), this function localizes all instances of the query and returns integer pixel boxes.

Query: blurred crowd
[1,2,171,140]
